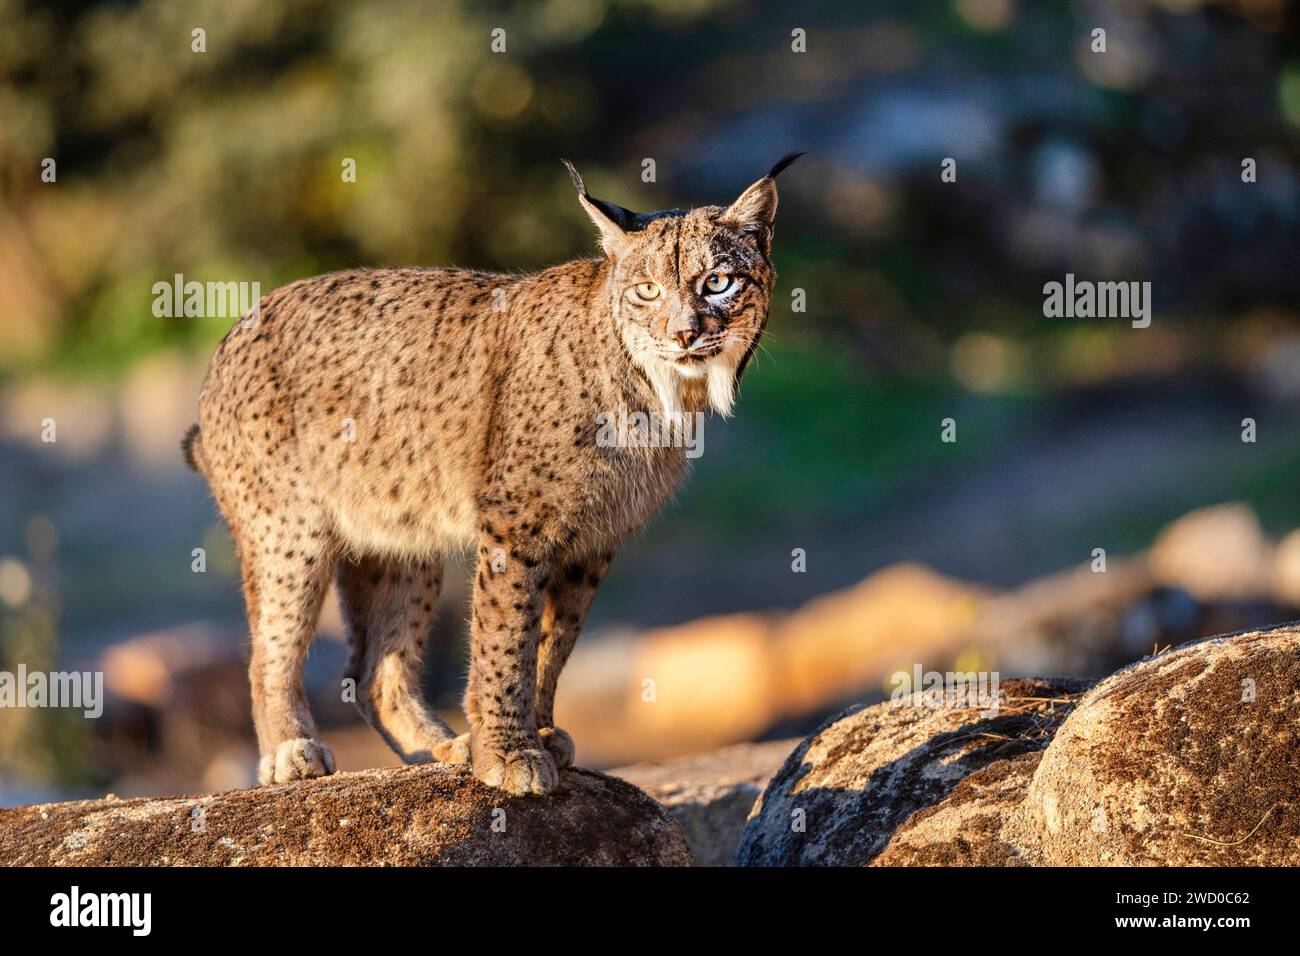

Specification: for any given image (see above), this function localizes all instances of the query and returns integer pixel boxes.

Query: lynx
[183,153,801,795]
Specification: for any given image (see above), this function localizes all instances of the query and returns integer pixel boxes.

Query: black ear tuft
[563,158,687,235]
[561,158,587,195]
[766,151,806,180]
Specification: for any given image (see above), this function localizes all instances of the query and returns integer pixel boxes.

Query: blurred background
[4,0,1300,804]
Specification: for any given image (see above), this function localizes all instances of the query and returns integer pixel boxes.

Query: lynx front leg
[457,535,558,796]
[534,552,612,768]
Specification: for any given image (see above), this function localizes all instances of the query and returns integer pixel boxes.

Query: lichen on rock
[1007,623,1300,865]
[733,678,1088,866]
[738,623,1300,867]
[0,764,692,867]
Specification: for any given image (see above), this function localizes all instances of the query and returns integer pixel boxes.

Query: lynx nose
[674,329,699,349]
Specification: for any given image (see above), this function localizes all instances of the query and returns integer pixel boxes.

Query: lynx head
[564,153,802,418]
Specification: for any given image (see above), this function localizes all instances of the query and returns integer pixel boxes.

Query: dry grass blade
[1180,804,1279,847]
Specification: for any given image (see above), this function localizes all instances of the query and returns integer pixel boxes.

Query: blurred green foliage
[5,0,1299,383]
[2,0,775,376]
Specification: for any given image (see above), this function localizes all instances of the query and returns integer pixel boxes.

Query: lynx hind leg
[238,518,338,786]
[433,688,576,772]
[337,553,455,763]
[533,552,612,769]
[430,655,478,766]
[432,730,472,766]
[537,727,575,769]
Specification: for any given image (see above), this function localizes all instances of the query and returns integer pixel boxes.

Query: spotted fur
[185,156,797,795]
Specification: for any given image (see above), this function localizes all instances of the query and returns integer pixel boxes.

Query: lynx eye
[703,273,734,295]
[633,282,661,301]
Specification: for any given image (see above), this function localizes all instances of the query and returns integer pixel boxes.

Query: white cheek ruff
[706,357,738,417]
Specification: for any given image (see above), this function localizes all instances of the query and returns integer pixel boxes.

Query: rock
[99,623,237,707]
[1006,623,1300,865]
[613,738,799,866]
[556,562,984,768]
[970,556,1155,676]
[770,563,988,716]
[873,752,1042,866]
[1116,586,1203,658]
[623,613,778,757]
[0,764,692,866]
[1149,503,1273,601]
[733,678,1089,866]
[739,624,1300,867]
[1270,526,1300,606]
[92,624,259,797]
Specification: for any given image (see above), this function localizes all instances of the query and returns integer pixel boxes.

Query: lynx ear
[721,151,804,248]
[562,159,632,257]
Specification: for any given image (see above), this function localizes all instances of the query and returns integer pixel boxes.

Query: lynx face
[565,154,801,417]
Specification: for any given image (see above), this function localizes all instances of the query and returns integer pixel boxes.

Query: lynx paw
[538,727,575,769]
[432,732,471,766]
[258,737,336,785]
[471,739,559,796]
